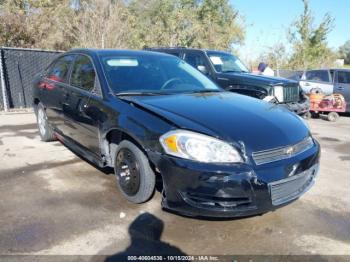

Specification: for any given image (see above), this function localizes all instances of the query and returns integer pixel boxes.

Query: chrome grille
[269,164,319,206]
[252,137,314,165]
[283,85,299,102]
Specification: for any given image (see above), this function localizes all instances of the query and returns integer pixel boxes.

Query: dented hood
[123,92,310,152]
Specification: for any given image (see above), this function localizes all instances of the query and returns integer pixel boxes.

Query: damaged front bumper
[148,140,320,218]
[279,97,310,115]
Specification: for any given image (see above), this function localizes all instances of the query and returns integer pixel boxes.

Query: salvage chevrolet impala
[32,49,320,218]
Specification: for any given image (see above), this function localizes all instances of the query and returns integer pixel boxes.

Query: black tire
[36,103,56,142]
[327,112,339,122]
[311,112,320,118]
[113,140,155,203]
[303,111,312,120]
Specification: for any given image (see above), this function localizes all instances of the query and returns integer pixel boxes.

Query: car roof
[146,47,233,55]
[65,48,175,57]
[305,68,350,72]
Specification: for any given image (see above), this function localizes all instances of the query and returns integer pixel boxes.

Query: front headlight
[159,130,243,163]
[274,85,284,102]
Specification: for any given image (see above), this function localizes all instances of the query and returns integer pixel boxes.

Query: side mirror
[197,65,208,75]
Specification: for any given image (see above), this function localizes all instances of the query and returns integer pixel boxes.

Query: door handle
[337,86,344,90]
[304,82,310,86]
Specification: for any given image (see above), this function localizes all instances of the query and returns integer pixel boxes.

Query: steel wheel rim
[38,108,46,136]
[115,148,141,196]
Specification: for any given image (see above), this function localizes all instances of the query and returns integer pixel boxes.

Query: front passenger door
[63,55,102,155]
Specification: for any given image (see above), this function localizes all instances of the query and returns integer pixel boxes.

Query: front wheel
[303,111,312,120]
[113,140,155,203]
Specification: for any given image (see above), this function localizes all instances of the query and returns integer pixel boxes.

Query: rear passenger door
[335,70,350,112]
[41,55,75,132]
[63,54,102,155]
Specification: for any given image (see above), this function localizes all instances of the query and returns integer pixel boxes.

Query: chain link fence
[0,47,62,111]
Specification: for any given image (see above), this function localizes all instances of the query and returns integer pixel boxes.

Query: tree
[0,0,34,47]
[0,0,245,51]
[0,9,35,47]
[127,0,244,50]
[288,0,335,69]
[338,40,350,65]
[194,0,244,50]
[0,0,76,49]
[69,0,130,49]
[258,43,288,71]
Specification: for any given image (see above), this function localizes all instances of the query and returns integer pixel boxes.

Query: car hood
[123,92,309,152]
[218,72,298,86]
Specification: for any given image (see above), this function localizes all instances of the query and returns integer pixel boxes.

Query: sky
[230,0,349,61]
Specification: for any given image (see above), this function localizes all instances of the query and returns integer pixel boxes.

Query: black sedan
[32,49,320,218]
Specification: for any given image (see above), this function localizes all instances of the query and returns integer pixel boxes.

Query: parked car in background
[147,47,309,115]
[300,69,350,112]
[32,49,320,218]
[299,69,334,95]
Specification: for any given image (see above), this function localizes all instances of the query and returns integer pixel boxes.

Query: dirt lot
[0,112,350,259]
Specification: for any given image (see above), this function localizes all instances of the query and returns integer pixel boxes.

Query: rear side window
[337,71,350,84]
[70,55,96,91]
[305,70,330,82]
[166,51,182,58]
[47,55,74,83]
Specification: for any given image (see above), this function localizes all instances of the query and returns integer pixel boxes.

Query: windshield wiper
[185,89,222,94]
[222,70,249,73]
[115,91,164,96]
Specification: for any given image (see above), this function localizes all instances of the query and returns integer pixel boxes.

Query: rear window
[47,55,74,83]
[337,71,350,84]
[305,70,330,82]
[70,55,96,91]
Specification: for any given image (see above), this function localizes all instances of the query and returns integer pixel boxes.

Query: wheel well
[104,129,146,166]
[104,129,160,175]
[33,98,40,114]
[34,98,40,105]
[106,129,144,150]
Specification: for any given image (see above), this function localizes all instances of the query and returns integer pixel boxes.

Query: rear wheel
[113,140,155,203]
[327,112,339,122]
[36,103,56,142]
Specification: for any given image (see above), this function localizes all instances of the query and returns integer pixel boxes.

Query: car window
[184,53,209,72]
[70,55,96,91]
[47,55,74,83]
[101,55,219,94]
[165,51,182,58]
[305,70,330,82]
[337,71,350,84]
[206,52,249,73]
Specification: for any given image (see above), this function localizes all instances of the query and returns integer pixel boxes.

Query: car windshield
[207,52,249,73]
[100,54,221,95]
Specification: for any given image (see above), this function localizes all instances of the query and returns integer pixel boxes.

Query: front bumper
[279,98,310,115]
[148,141,320,218]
